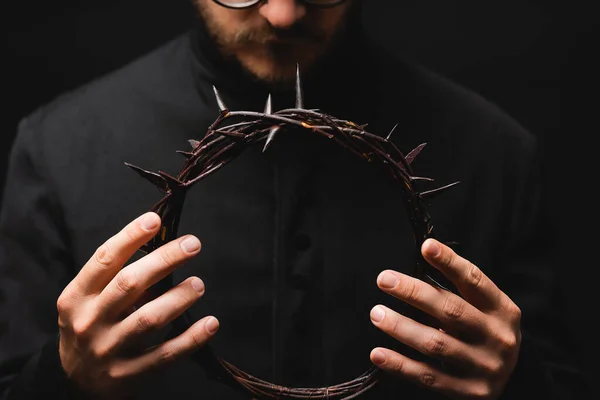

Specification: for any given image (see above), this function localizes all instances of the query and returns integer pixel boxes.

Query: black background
[2,0,598,386]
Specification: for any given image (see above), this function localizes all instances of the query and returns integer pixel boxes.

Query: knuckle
[440,247,454,267]
[400,279,421,302]
[56,293,73,315]
[506,301,522,323]
[424,332,446,356]
[94,243,115,268]
[159,246,179,268]
[383,311,400,336]
[441,296,465,321]
[389,355,404,371]
[389,314,400,333]
[115,269,140,294]
[419,372,437,388]
[481,357,504,376]
[465,262,483,288]
[136,311,161,332]
[90,343,112,360]
[496,331,519,352]
[189,328,208,349]
[71,317,95,338]
[157,345,177,365]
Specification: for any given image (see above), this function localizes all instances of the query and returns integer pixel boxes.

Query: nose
[258,0,307,29]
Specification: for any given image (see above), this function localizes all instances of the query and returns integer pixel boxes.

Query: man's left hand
[370,238,522,399]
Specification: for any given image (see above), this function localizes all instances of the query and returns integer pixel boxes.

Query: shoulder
[17,32,194,143]
[9,31,199,204]
[366,37,538,160]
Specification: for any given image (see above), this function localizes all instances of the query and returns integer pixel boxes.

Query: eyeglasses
[212,0,347,9]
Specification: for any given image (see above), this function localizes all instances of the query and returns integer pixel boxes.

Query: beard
[195,2,354,86]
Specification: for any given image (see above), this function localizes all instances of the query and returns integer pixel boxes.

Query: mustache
[233,24,326,45]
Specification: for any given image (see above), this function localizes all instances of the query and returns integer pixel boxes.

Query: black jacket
[0,17,589,400]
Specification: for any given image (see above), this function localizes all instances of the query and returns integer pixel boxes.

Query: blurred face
[194,0,354,84]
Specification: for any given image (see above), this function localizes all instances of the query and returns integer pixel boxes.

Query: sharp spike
[410,176,435,182]
[158,171,185,190]
[424,274,452,292]
[176,150,194,159]
[419,181,460,199]
[263,126,281,153]
[264,93,272,115]
[295,64,304,109]
[386,123,399,141]
[124,162,168,192]
[212,85,228,112]
[406,143,427,165]
[188,139,201,150]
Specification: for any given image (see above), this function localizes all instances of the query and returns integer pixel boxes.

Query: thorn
[263,126,281,153]
[212,85,228,112]
[424,274,452,292]
[158,171,185,189]
[386,123,399,141]
[124,162,168,192]
[264,93,272,115]
[189,139,200,149]
[419,181,460,199]
[176,150,194,159]
[295,64,304,109]
[410,176,435,182]
[406,143,427,165]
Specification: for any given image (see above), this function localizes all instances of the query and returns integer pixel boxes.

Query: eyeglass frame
[212,0,348,10]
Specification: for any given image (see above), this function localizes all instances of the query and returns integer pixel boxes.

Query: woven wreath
[125,66,459,399]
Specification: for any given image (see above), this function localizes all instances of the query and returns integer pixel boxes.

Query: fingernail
[378,271,399,289]
[191,278,204,293]
[423,239,440,258]
[371,349,386,365]
[180,236,201,253]
[141,213,159,231]
[370,305,386,323]
[205,317,219,334]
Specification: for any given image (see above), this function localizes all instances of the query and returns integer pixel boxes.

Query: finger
[112,277,206,349]
[370,304,486,369]
[113,316,219,378]
[370,348,492,399]
[376,270,488,334]
[422,239,506,311]
[75,212,161,295]
[96,235,201,316]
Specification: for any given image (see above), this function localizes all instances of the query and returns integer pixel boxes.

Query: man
[0,0,589,399]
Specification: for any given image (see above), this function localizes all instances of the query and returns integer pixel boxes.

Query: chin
[236,44,324,85]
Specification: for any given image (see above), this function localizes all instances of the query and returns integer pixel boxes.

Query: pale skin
[57,212,219,397]
[369,239,522,399]
[57,1,522,398]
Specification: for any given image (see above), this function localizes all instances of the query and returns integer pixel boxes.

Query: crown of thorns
[125,66,459,399]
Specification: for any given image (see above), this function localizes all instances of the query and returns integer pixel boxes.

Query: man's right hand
[56,212,219,396]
